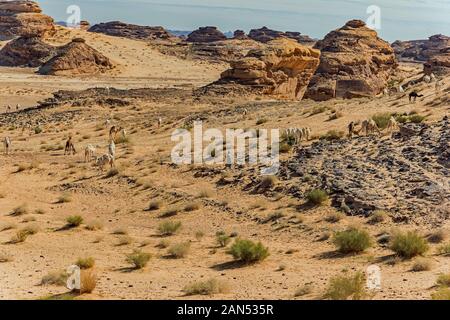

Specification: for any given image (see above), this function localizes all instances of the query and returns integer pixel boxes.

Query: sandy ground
[0,27,449,300]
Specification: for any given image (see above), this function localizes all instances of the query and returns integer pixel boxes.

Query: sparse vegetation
[371,112,392,129]
[324,272,367,300]
[66,215,83,228]
[294,285,313,297]
[228,239,269,264]
[333,227,372,254]
[306,189,328,206]
[325,212,344,223]
[431,287,450,300]
[41,270,68,286]
[436,274,450,287]
[158,221,182,236]
[320,130,344,141]
[411,258,433,272]
[80,270,97,294]
[216,232,231,247]
[11,205,28,216]
[368,210,388,224]
[438,243,450,256]
[148,200,162,211]
[57,193,72,203]
[390,231,429,258]
[126,250,151,269]
[168,242,191,258]
[75,257,95,270]
[183,279,228,296]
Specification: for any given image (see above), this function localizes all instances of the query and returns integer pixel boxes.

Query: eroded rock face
[38,38,113,75]
[0,36,57,67]
[305,20,397,101]
[186,26,227,43]
[392,34,450,62]
[248,27,315,46]
[424,47,450,75]
[89,21,173,40]
[233,30,248,40]
[0,0,55,39]
[279,118,450,226]
[205,38,320,100]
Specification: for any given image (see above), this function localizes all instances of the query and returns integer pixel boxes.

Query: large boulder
[38,38,113,75]
[305,20,397,101]
[186,26,227,43]
[89,21,173,40]
[392,34,450,62]
[0,0,55,39]
[205,38,320,100]
[0,36,57,67]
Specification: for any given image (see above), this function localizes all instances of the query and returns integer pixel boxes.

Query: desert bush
[160,207,179,218]
[306,189,328,206]
[41,270,68,286]
[328,111,343,121]
[428,230,447,244]
[390,231,429,258]
[411,258,433,272]
[116,235,133,246]
[320,130,344,141]
[66,215,83,228]
[256,118,268,125]
[438,243,450,256]
[368,210,388,224]
[183,279,228,296]
[184,202,200,212]
[279,142,292,153]
[311,106,327,115]
[216,232,231,247]
[158,221,182,236]
[323,272,367,300]
[228,239,269,264]
[75,257,95,269]
[11,205,28,216]
[148,200,162,211]
[197,189,212,199]
[432,287,450,300]
[106,168,119,178]
[325,212,344,223]
[195,231,205,241]
[85,220,104,231]
[11,229,29,243]
[57,193,72,203]
[126,250,151,269]
[436,274,450,287]
[333,228,372,254]
[80,270,97,294]
[168,242,191,258]
[408,114,426,123]
[112,227,128,235]
[22,224,39,235]
[34,126,43,134]
[372,112,392,129]
[259,176,277,190]
[294,285,313,297]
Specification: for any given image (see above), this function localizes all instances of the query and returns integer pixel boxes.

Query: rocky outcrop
[0,36,57,67]
[392,34,450,62]
[248,27,315,46]
[79,20,90,31]
[279,118,450,226]
[0,0,55,39]
[38,38,113,75]
[203,38,320,100]
[305,20,397,101]
[424,47,450,75]
[233,30,248,40]
[89,21,173,40]
[186,26,227,43]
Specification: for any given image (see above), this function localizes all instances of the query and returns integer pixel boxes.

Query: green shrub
[34,126,43,134]
[438,243,450,256]
[75,257,95,269]
[126,250,151,269]
[66,215,83,228]
[168,242,191,258]
[158,221,182,236]
[371,113,392,129]
[436,274,450,287]
[320,130,344,141]
[216,232,231,247]
[390,231,429,258]
[324,272,367,300]
[306,189,328,206]
[41,270,68,286]
[183,279,228,296]
[333,228,372,254]
[408,114,426,123]
[432,287,450,300]
[228,239,269,264]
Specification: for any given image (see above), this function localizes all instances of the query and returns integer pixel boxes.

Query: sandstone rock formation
[424,47,450,75]
[186,26,227,43]
[89,21,173,40]
[204,38,320,99]
[392,34,450,62]
[79,20,90,31]
[0,0,55,39]
[0,36,56,67]
[39,38,113,75]
[305,20,397,101]
[248,27,315,46]
[233,30,248,40]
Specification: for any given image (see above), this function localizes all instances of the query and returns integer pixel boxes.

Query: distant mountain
[168,30,233,38]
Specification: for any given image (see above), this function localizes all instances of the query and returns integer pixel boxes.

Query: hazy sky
[39,0,450,41]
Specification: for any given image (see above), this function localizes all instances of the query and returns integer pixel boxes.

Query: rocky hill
[392,34,450,62]
[280,118,450,226]
[202,38,320,99]
[305,20,397,101]
[38,38,113,75]
[248,27,315,46]
[186,26,227,43]
[0,35,57,67]
[0,0,55,39]
[89,21,174,41]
